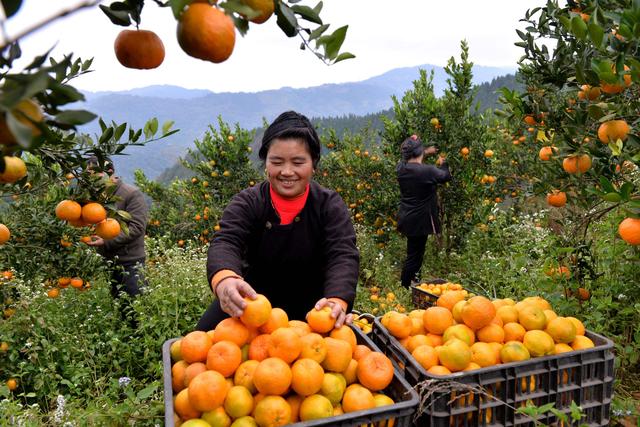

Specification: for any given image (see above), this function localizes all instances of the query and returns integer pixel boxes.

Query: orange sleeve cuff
[211,269,241,293]
[328,297,348,312]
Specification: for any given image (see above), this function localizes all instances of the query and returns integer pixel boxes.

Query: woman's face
[266,138,314,199]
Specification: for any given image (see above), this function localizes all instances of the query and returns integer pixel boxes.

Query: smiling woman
[197,111,360,332]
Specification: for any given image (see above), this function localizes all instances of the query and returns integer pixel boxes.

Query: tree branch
[1,0,102,50]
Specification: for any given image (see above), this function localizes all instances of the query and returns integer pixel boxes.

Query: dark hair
[87,155,114,174]
[259,111,321,167]
[400,135,424,162]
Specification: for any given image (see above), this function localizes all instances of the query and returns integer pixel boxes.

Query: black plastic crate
[163,324,419,426]
[410,278,450,309]
[371,318,614,427]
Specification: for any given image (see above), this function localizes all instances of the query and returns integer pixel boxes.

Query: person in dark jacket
[85,157,149,299]
[197,111,359,331]
[396,135,451,288]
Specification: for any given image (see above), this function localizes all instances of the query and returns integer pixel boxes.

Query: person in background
[396,135,451,288]
[197,111,359,331]
[85,156,149,315]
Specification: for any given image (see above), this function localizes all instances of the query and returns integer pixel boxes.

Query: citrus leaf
[54,110,97,126]
[602,192,622,202]
[276,3,298,37]
[588,23,604,47]
[609,139,623,156]
[571,16,588,39]
[320,25,348,60]
[334,51,355,63]
[99,5,131,26]
[290,4,322,25]
[169,0,190,19]
[114,123,127,141]
[162,120,175,135]
[620,182,633,200]
[99,127,114,144]
[599,176,616,193]
[1,0,22,18]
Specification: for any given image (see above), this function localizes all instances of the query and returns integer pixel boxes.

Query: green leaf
[602,192,622,202]
[276,3,298,37]
[1,0,22,18]
[169,0,190,19]
[620,182,633,200]
[148,117,159,136]
[117,210,133,221]
[136,384,157,400]
[320,25,348,60]
[290,4,322,25]
[599,176,616,193]
[221,0,261,19]
[114,123,127,141]
[99,127,114,144]
[609,139,623,156]
[308,24,329,41]
[162,120,175,135]
[55,110,97,126]
[571,16,588,40]
[5,113,35,148]
[313,1,323,14]
[559,15,572,30]
[82,58,94,71]
[334,51,355,63]
[99,5,131,26]
[588,23,604,47]
[587,104,604,120]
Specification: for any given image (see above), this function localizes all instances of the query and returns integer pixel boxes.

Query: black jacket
[206,181,359,320]
[97,178,148,263]
[396,161,451,236]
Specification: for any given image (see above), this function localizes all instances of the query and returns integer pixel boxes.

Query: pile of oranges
[381,294,593,376]
[55,199,121,240]
[46,276,91,298]
[169,295,397,426]
[414,281,467,297]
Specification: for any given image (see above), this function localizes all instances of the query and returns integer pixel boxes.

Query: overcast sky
[4,1,544,93]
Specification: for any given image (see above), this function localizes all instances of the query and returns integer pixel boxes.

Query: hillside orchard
[0,0,638,425]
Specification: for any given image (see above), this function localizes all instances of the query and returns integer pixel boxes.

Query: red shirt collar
[269,184,310,225]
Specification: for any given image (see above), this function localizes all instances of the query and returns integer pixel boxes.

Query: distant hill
[79,63,516,183]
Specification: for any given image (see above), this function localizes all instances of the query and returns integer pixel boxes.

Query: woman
[197,111,359,331]
[396,135,451,288]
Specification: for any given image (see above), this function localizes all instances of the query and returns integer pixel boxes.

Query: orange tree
[136,117,259,244]
[379,41,493,254]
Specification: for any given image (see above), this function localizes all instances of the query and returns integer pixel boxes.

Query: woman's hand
[424,146,439,156]
[215,277,257,318]
[314,297,354,328]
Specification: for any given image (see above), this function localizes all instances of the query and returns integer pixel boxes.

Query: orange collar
[269,184,309,225]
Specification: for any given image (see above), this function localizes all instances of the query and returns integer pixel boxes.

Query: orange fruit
[437,338,472,372]
[306,306,335,333]
[518,305,547,331]
[356,352,394,391]
[81,202,107,224]
[171,360,189,392]
[463,362,481,371]
[503,322,526,342]
[298,394,333,421]
[320,372,346,405]
[58,277,71,288]
[562,154,591,174]
[423,306,454,334]
[426,333,443,347]
[321,337,352,373]
[55,200,82,221]
[287,394,303,423]
[566,317,585,336]
[442,324,475,346]
[342,358,358,385]
[224,385,254,419]
[500,341,531,363]
[240,294,272,328]
[175,388,201,420]
[253,395,291,426]
[234,359,259,393]
[229,415,258,426]
[426,365,452,376]
[543,310,558,323]
[539,146,555,161]
[114,29,165,69]
[184,362,207,388]
[330,325,357,351]
[385,312,412,339]
[268,327,302,363]
[470,342,499,367]
[207,340,242,377]
[0,156,27,183]
[555,343,573,354]
[253,357,292,395]
[406,334,431,354]
[600,65,632,94]
[597,119,630,144]
[95,218,121,240]
[240,0,275,24]
[257,307,288,333]
[436,290,466,311]
[618,217,640,245]
[547,190,567,207]
[288,320,311,336]
[545,317,577,344]
[342,384,375,413]
[248,333,271,361]
[291,358,325,396]
[411,345,438,370]
[451,300,466,323]
[299,332,327,363]
[177,4,236,64]
[47,288,60,298]
[476,324,505,343]
[0,100,43,145]
[496,305,519,324]
[571,335,595,350]
[214,317,250,347]
[523,330,555,357]
[461,296,496,330]
[353,344,372,361]
[201,407,232,426]
[70,277,83,289]
[181,331,214,363]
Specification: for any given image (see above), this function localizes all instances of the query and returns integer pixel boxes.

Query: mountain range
[80,63,516,182]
